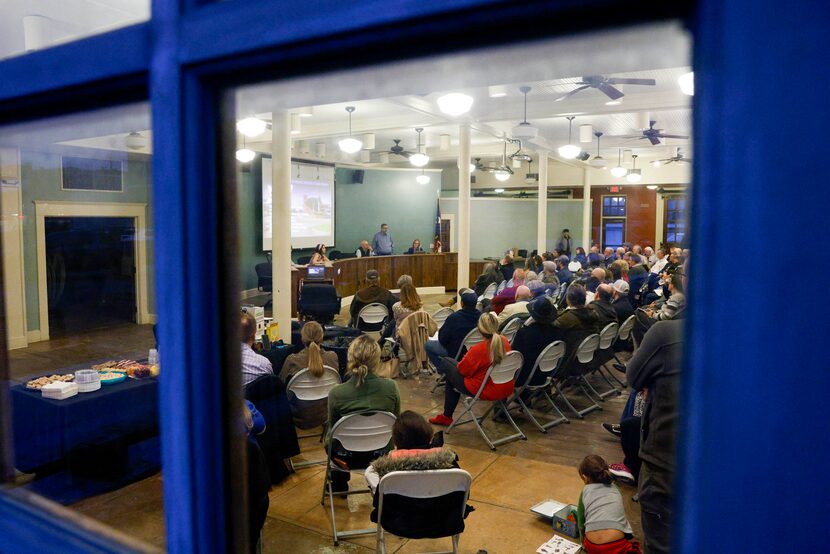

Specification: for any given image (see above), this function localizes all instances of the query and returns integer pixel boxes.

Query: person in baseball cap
[425,288,481,370]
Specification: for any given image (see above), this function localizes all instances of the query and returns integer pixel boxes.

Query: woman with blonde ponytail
[324,335,401,492]
[429,312,513,427]
[280,321,339,382]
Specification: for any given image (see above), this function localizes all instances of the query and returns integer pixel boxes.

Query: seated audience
[473,262,502,296]
[556,256,574,286]
[243,401,271,554]
[490,268,527,314]
[309,243,329,265]
[526,278,552,299]
[541,261,561,288]
[280,321,339,383]
[574,246,588,268]
[590,284,618,330]
[554,284,600,355]
[497,285,532,325]
[588,246,604,268]
[405,239,424,254]
[511,296,559,387]
[649,248,668,275]
[241,312,274,386]
[604,247,616,266]
[644,246,657,266]
[611,280,635,323]
[627,260,650,306]
[609,260,628,282]
[397,274,413,289]
[634,274,686,343]
[530,254,544,274]
[355,239,374,257]
[350,269,395,325]
[326,335,401,492]
[392,283,423,333]
[632,244,643,256]
[429,313,512,426]
[577,455,640,554]
[497,249,515,282]
[426,290,481,368]
[616,246,626,261]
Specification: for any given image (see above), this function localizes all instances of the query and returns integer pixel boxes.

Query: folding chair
[481,282,497,300]
[356,302,390,338]
[321,411,397,545]
[589,322,622,399]
[376,469,472,554]
[506,278,514,288]
[446,351,527,450]
[496,280,507,294]
[613,314,637,365]
[552,334,602,418]
[431,307,454,330]
[500,316,523,345]
[432,328,484,393]
[508,340,569,432]
[286,366,341,469]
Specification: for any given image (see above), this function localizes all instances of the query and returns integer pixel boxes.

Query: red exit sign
[609,186,622,193]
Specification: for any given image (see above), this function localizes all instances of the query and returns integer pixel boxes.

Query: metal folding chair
[432,328,484,393]
[482,282,497,300]
[613,314,637,366]
[446,351,527,450]
[356,302,390,338]
[500,316,523,345]
[552,334,602,418]
[508,340,569,432]
[375,469,472,554]
[321,411,396,545]
[590,322,622,399]
[286,366,341,469]
[432,307,454,330]
[496,280,507,294]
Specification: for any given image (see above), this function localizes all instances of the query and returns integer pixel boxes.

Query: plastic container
[75,369,102,393]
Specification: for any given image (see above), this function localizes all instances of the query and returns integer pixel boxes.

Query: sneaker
[602,422,622,438]
[612,363,627,374]
[429,414,454,426]
[608,463,635,484]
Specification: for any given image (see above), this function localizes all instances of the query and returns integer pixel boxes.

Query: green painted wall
[238,160,267,291]
[334,168,441,255]
[20,150,154,332]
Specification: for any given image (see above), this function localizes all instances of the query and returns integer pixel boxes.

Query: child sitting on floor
[577,455,641,554]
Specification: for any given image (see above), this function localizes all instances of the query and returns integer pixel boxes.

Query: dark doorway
[45,216,137,337]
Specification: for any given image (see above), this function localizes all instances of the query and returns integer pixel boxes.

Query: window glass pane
[0,1,150,61]
[0,103,162,548]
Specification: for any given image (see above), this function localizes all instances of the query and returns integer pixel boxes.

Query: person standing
[556,229,573,258]
[372,223,394,256]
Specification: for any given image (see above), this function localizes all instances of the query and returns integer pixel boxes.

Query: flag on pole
[434,197,442,253]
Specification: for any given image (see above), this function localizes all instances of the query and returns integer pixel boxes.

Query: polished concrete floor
[10,294,641,552]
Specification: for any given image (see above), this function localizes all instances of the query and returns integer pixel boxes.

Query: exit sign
[609,186,622,193]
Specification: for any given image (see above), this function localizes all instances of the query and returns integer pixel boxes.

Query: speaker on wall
[352,169,364,184]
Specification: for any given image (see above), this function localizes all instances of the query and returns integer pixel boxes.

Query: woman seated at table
[405,239,424,254]
[429,313,513,426]
[280,321,340,383]
[392,283,423,334]
[325,335,401,492]
[309,243,329,265]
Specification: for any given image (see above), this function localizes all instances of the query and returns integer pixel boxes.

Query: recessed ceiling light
[437,92,474,116]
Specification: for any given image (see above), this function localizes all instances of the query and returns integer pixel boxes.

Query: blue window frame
[2,1,830,553]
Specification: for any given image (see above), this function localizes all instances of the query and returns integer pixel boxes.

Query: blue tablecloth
[11,375,159,473]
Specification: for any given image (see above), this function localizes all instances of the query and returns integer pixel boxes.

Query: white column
[457,124,471,297]
[271,111,293,339]
[536,150,549,255]
[582,168,592,251]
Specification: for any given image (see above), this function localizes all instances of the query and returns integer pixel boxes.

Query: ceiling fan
[616,120,689,146]
[658,147,692,165]
[385,138,414,159]
[555,75,656,102]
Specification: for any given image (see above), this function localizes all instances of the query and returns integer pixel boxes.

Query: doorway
[45,216,137,337]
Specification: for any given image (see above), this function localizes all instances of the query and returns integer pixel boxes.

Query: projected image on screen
[262,158,335,250]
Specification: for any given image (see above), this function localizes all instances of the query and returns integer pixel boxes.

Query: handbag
[376,357,399,379]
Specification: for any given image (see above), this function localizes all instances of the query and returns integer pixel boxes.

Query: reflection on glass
[0,0,150,61]
[0,103,163,547]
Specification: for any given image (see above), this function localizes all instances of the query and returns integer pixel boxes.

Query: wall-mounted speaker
[352,169,364,184]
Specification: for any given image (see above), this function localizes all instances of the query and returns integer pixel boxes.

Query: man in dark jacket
[611,279,635,324]
[590,284,618,330]
[349,269,395,326]
[511,296,559,387]
[553,284,599,359]
[555,255,573,287]
[425,289,480,368]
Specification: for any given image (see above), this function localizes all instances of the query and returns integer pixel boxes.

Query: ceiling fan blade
[677,158,692,163]
[597,83,624,100]
[657,134,690,140]
[554,85,590,102]
[648,136,661,145]
[606,78,656,86]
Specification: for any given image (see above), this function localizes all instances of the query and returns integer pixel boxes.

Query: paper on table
[537,534,581,554]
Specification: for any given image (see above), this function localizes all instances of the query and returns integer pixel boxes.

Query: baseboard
[8,336,28,350]
[26,329,43,344]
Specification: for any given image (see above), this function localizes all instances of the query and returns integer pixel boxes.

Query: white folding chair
[508,340,569,432]
[505,278,514,288]
[431,306,454,330]
[589,322,622,399]
[482,282,497,300]
[446,351,526,450]
[375,469,472,554]
[356,302,390,338]
[613,314,637,366]
[500,317,523,345]
[432,328,484,393]
[321,411,396,545]
[552,334,602,418]
[496,280,507,294]
[286,366,341,469]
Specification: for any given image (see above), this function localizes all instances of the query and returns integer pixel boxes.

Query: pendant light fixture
[409,128,429,167]
[235,135,255,162]
[437,92,474,116]
[494,139,513,182]
[237,117,267,137]
[610,148,628,178]
[511,86,538,140]
[626,154,643,182]
[416,169,431,184]
[338,106,363,153]
[589,131,607,168]
[557,116,581,159]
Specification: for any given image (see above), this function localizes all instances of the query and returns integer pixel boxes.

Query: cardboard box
[241,305,266,333]
[552,504,579,539]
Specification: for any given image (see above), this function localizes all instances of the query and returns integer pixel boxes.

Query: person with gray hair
[541,260,560,288]
[644,246,657,266]
[497,285,532,325]
[590,283,618,329]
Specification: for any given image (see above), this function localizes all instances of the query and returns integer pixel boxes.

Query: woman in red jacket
[429,313,513,426]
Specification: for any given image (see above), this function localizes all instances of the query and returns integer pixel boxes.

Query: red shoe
[429,414,453,426]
